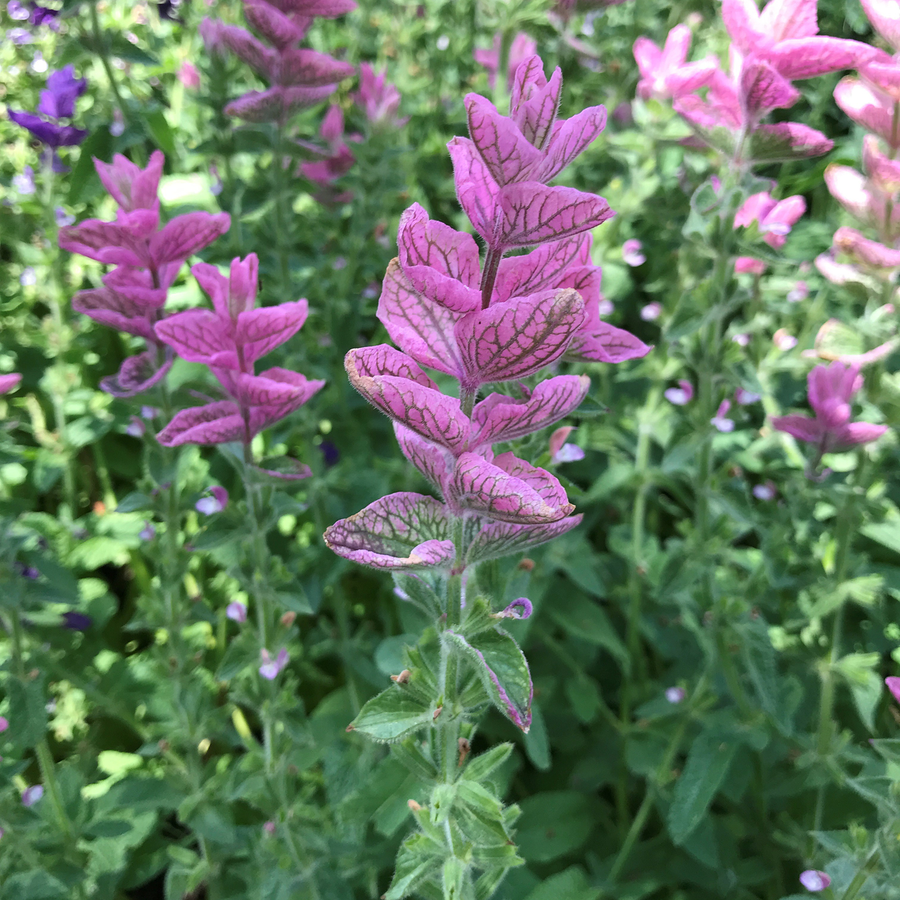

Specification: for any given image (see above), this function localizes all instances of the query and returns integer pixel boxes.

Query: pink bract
[771,361,888,453]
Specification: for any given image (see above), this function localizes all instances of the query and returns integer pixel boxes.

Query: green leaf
[667,732,738,844]
[735,616,789,732]
[443,857,466,900]
[115,492,153,513]
[67,127,113,204]
[464,743,514,784]
[516,791,593,863]
[7,676,47,749]
[4,871,69,899]
[834,652,883,731]
[862,520,900,557]
[445,628,532,732]
[350,687,434,743]
[545,593,628,669]
[385,836,442,900]
[392,738,439,782]
[522,866,601,900]
[522,702,550,771]
[67,537,130,570]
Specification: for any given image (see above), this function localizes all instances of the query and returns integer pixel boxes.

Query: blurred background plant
[2,0,900,898]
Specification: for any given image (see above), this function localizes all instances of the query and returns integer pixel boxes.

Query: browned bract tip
[433,706,443,720]
[518,558,535,572]
[345,724,355,732]
[391,669,411,684]
[457,737,471,767]
[407,799,422,812]
[280,611,297,627]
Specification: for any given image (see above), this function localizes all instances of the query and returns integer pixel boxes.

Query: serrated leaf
[445,628,532,731]
[7,676,47,749]
[464,743,514,784]
[516,791,592,863]
[350,687,434,743]
[385,836,442,900]
[667,732,737,844]
[546,592,627,668]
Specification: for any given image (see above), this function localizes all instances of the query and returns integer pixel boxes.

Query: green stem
[609,699,696,882]
[88,1,136,162]
[9,613,76,848]
[493,29,513,113]
[813,485,856,832]
[617,384,660,833]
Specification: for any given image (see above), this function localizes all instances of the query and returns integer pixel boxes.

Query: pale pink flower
[195,486,228,515]
[622,238,646,266]
[259,648,289,680]
[735,256,767,275]
[665,686,685,703]
[799,870,831,892]
[711,400,734,432]
[735,387,760,405]
[474,32,537,90]
[665,380,694,405]
[178,61,200,90]
[887,676,900,704]
[641,301,662,321]
[788,280,809,302]
[734,191,806,249]
[226,601,247,623]
[774,329,798,351]
[753,481,777,500]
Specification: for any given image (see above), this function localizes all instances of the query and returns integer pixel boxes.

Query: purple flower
[799,870,831,892]
[788,280,809,303]
[549,426,585,463]
[753,481,777,501]
[7,1,30,20]
[0,715,8,732]
[125,416,145,437]
[665,686,685,703]
[263,820,276,836]
[195,485,228,515]
[319,440,340,467]
[496,597,533,619]
[12,166,35,194]
[61,611,92,631]
[8,65,88,164]
[14,562,39,579]
[55,206,75,227]
[22,785,43,807]
[732,333,751,347]
[139,521,156,541]
[7,26,32,43]
[20,267,36,287]
[735,387,760,405]
[622,239,646,266]
[664,380,694,405]
[38,66,87,120]
[711,400,735,432]
[259,648,289,680]
[226,601,247,623]
[8,112,86,149]
[885,676,900,705]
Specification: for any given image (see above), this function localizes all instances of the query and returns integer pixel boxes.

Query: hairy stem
[813,484,856,832]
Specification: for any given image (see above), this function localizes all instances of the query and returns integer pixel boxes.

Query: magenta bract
[772,362,888,453]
